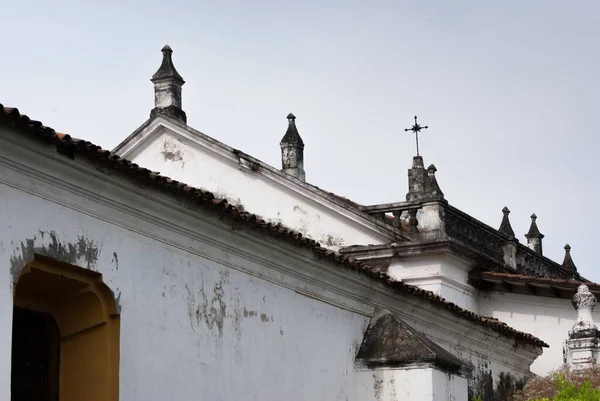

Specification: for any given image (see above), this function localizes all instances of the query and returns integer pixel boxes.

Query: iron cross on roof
[404,116,429,157]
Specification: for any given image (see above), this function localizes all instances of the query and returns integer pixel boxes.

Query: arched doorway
[12,256,120,401]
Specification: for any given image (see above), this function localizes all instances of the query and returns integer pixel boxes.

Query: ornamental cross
[404,116,429,157]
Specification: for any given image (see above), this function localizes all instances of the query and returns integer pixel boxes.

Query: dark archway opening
[11,307,60,401]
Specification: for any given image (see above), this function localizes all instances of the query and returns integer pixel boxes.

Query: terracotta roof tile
[472,271,600,292]
[0,104,548,348]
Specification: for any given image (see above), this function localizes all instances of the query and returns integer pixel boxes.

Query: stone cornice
[341,239,514,274]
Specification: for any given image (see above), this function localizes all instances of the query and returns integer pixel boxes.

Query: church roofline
[0,103,548,349]
[111,112,410,243]
[361,198,583,281]
[116,109,582,283]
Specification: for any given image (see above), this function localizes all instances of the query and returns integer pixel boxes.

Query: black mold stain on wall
[468,368,529,401]
[10,231,100,282]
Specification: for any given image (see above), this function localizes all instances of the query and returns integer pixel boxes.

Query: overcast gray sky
[3,0,599,280]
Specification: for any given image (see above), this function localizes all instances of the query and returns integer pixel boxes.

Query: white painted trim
[402,275,478,297]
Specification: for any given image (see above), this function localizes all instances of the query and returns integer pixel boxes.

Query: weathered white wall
[0,169,372,401]
[431,369,469,401]
[387,255,478,313]
[356,368,468,401]
[357,368,436,400]
[120,124,392,249]
[479,291,600,376]
[0,128,543,400]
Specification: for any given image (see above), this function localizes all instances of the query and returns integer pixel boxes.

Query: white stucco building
[113,46,596,379]
[0,45,593,401]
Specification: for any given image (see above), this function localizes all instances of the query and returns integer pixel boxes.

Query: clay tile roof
[0,104,548,348]
[471,271,600,292]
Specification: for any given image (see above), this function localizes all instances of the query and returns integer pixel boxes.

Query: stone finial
[280,113,305,181]
[498,206,515,239]
[525,213,544,255]
[569,285,598,337]
[152,45,184,83]
[150,45,187,123]
[426,164,444,198]
[564,285,600,370]
[406,158,444,202]
[562,244,578,274]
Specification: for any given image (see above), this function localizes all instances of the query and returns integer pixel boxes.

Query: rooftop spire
[562,244,577,273]
[150,45,187,123]
[152,45,185,83]
[281,113,304,147]
[280,113,305,181]
[498,206,515,239]
[525,213,544,254]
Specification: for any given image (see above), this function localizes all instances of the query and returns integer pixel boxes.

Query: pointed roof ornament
[498,206,515,239]
[280,113,306,181]
[525,214,544,239]
[280,113,304,147]
[150,45,186,123]
[151,44,185,84]
[426,164,444,198]
[562,244,578,273]
[525,213,544,254]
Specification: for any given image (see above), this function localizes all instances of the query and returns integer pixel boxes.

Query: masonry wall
[479,291,600,376]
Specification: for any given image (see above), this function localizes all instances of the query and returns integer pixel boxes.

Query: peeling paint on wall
[468,361,529,401]
[185,278,227,337]
[243,307,257,318]
[322,234,345,247]
[373,372,384,401]
[161,139,185,168]
[112,252,119,270]
[387,374,398,400]
[9,230,101,282]
[114,289,122,314]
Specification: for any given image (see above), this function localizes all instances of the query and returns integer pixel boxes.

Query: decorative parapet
[362,200,580,280]
[443,207,506,263]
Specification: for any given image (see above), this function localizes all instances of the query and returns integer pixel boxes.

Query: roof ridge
[0,104,548,348]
